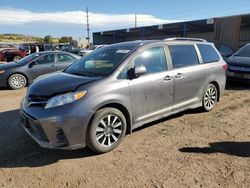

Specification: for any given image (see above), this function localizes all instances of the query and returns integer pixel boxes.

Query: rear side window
[169,45,199,68]
[133,46,167,75]
[197,44,220,63]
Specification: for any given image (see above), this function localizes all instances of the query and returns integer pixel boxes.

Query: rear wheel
[202,84,218,111]
[87,108,127,153]
[8,74,27,89]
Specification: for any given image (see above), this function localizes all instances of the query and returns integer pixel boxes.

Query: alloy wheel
[204,85,217,110]
[95,115,122,147]
[10,74,26,89]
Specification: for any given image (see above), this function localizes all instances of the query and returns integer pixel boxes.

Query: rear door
[28,54,56,80]
[128,45,174,125]
[168,44,208,111]
[55,53,77,71]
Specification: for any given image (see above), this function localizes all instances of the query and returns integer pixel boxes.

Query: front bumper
[0,73,8,88]
[20,98,94,150]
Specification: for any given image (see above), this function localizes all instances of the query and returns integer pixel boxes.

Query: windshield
[16,53,40,64]
[64,46,132,77]
[235,45,250,57]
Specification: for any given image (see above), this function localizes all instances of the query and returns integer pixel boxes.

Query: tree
[44,35,53,43]
[59,36,72,43]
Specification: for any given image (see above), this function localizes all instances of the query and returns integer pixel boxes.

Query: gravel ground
[0,81,249,188]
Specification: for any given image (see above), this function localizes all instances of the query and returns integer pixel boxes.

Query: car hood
[227,56,250,67]
[28,72,101,97]
[0,61,20,69]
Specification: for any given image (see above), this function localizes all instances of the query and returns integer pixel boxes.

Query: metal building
[93,14,250,51]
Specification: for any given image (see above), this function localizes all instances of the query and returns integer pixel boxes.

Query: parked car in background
[0,51,80,89]
[226,43,250,81]
[218,43,234,61]
[0,43,16,51]
[20,38,226,153]
[80,45,107,56]
[0,43,53,62]
[61,45,85,56]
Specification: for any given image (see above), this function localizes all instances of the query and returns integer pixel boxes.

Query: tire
[87,107,127,153]
[8,74,27,89]
[13,55,21,61]
[202,84,218,112]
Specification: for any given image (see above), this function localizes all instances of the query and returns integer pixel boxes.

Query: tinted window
[197,44,220,63]
[169,45,199,68]
[236,45,250,57]
[36,54,55,64]
[58,54,75,63]
[133,46,167,75]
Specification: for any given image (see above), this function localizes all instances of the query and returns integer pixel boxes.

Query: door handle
[164,75,173,81]
[175,73,183,79]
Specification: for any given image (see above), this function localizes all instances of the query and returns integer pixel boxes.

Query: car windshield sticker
[116,49,130,54]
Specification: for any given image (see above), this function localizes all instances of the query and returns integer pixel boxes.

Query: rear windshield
[64,46,133,77]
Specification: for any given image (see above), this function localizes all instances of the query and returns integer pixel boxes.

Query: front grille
[21,113,49,142]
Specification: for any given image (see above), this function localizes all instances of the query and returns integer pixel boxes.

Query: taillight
[223,64,228,70]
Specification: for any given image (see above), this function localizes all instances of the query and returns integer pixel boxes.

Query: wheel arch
[89,102,132,135]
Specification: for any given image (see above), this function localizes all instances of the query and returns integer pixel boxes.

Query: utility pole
[86,7,90,46]
[135,14,137,28]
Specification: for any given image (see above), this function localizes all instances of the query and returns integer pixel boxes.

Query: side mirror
[134,65,146,77]
[30,61,37,67]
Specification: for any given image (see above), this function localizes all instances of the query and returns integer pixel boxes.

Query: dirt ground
[0,82,249,188]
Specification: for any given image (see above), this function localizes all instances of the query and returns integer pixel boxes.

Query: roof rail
[164,37,207,42]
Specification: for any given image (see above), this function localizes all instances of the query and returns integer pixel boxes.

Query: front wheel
[87,108,127,153]
[8,74,27,89]
[13,55,21,61]
[202,84,218,112]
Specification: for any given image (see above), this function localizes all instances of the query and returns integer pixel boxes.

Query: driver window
[132,46,167,75]
[36,54,55,64]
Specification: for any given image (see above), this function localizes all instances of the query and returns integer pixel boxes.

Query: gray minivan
[20,38,227,153]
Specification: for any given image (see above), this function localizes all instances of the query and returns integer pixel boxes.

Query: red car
[0,43,53,62]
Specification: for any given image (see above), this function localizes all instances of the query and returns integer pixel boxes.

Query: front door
[128,45,174,125]
[28,54,56,81]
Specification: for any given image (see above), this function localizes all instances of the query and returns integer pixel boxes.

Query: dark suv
[20,38,227,153]
[0,43,53,62]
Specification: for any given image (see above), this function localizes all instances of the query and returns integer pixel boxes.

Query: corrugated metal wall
[187,32,214,42]
[240,29,250,46]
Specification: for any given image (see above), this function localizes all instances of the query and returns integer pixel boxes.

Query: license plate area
[234,73,250,79]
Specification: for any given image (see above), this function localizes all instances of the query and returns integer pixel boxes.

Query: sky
[0,0,250,39]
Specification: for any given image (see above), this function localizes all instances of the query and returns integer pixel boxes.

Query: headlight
[0,70,5,74]
[45,90,87,109]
